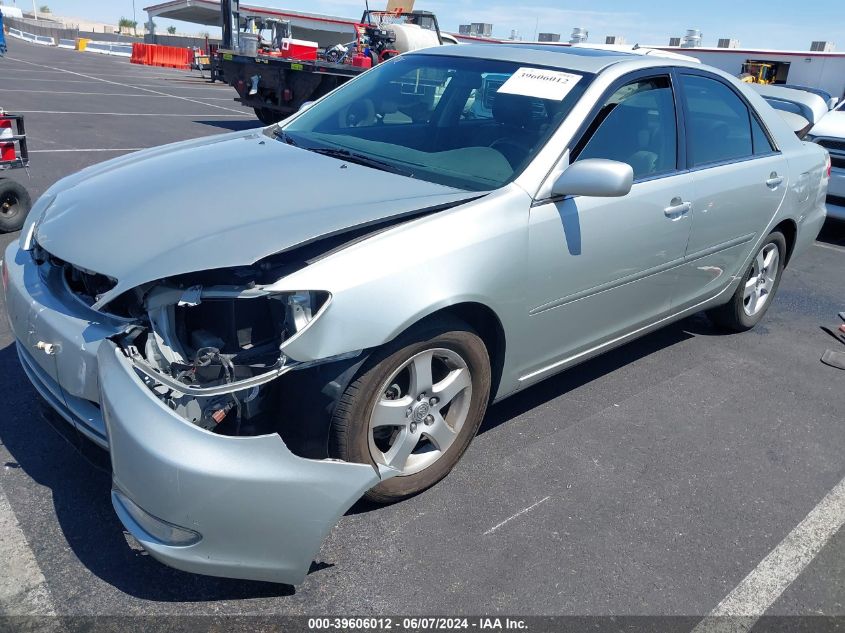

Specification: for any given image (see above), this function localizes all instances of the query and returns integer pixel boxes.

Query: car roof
[411,42,655,75]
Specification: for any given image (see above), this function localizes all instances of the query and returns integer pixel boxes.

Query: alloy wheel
[743,243,780,316]
[368,348,473,475]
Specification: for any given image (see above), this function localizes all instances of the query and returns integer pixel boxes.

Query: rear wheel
[330,316,491,503]
[0,179,32,233]
[707,231,786,331]
[253,107,284,125]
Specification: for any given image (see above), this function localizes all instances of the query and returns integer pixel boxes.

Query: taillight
[826,153,832,178]
[1,259,8,293]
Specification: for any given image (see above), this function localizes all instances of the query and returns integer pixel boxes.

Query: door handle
[766,172,784,189]
[664,198,691,220]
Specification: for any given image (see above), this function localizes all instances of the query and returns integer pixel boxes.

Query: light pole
[132,0,136,35]
[32,0,37,20]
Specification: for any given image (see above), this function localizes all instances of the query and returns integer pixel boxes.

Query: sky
[6,0,844,50]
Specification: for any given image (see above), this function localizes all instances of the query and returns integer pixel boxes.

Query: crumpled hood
[33,130,474,304]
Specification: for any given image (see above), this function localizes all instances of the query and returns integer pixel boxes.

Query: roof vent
[570,27,588,44]
[681,29,702,48]
[810,41,835,51]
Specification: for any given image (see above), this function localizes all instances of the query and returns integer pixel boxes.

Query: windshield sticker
[497,67,582,101]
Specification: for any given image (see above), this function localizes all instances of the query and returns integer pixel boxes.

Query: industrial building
[660,43,845,98]
[139,0,844,97]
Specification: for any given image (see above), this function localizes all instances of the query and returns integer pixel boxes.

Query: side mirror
[551,159,634,198]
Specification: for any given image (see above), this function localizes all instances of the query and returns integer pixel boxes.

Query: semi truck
[215,0,451,124]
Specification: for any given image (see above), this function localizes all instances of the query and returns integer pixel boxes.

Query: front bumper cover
[4,242,394,584]
[99,341,386,585]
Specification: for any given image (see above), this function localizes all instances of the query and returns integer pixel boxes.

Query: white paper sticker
[497,67,582,101]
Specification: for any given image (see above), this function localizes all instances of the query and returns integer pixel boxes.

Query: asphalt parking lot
[0,40,844,628]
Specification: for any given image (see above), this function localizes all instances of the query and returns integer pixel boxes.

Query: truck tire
[0,179,32,233]
[253,107,284,125]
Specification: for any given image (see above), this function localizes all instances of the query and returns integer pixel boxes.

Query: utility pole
[32,0,37,20]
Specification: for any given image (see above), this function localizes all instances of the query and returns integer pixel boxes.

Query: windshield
[281,54,593,191]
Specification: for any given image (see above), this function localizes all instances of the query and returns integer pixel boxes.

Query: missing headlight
[112,280,330,438]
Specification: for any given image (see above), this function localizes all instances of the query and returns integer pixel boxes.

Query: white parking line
[484,496,551,535]
[5,56,248,115]
[29,148,146,153]
[16,111,250,117]
[0,484,57,616]
[0,66,194,80]
[692,475,845,632]
[815,242,845,254]
[1,89,208,97]
[0,76,232,92]
[0,89,238,102]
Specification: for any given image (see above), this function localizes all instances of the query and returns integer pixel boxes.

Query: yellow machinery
[740,62,776,84]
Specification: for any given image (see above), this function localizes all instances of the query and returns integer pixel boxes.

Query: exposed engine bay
[111,274,331,439]
[32,239,346,443]
[27,192,479,450]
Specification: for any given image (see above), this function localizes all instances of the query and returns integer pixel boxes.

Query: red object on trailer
[280,38,318,61]
[352,53,372,69]
[0,118,14,162]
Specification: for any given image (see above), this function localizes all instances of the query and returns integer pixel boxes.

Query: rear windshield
[281,54,593,190]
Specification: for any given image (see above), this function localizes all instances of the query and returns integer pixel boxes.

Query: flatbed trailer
[215,49,366,124]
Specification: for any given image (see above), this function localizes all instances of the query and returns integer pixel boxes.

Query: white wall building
[659,47,845,98]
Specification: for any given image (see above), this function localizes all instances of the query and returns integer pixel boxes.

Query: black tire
[0,179,32,233]
[707,231,787,332]
[253,107,284,125]
[330,315,491,503]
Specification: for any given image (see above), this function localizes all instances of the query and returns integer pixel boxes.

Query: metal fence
[79,31,143,44]
[145,34,221,51]
[2,15,78,43]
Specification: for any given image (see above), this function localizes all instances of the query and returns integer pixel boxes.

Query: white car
[807,110,845,220]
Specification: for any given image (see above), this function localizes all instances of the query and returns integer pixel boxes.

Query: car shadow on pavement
[477,315,702,437]
[0,313,708,599]
[816,218,845,247]
[348,315,703,516]
[0,344,296,602]
[194,119,265,132]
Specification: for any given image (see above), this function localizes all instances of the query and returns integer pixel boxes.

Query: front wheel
[0,179,32,233]
[707,230,786,331]
[330,316,491,503]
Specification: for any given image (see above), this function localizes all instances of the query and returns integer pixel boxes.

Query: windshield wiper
[307,147,413,177]
[273,128,298,146]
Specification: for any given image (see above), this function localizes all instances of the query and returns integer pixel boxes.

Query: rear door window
[680,74,755,167]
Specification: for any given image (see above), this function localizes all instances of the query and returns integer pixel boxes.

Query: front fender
[272,186,531,366]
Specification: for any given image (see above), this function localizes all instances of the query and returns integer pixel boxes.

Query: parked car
[806,109,845,220]
[751,83,830,135]
[780,84,839,110]
[2,44,829,584]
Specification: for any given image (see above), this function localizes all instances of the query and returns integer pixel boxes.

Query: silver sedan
[2,44,829,584]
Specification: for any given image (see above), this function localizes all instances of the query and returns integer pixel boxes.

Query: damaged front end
[6,237,396,584]
[91,268,395,584]
[96,255,341,440]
